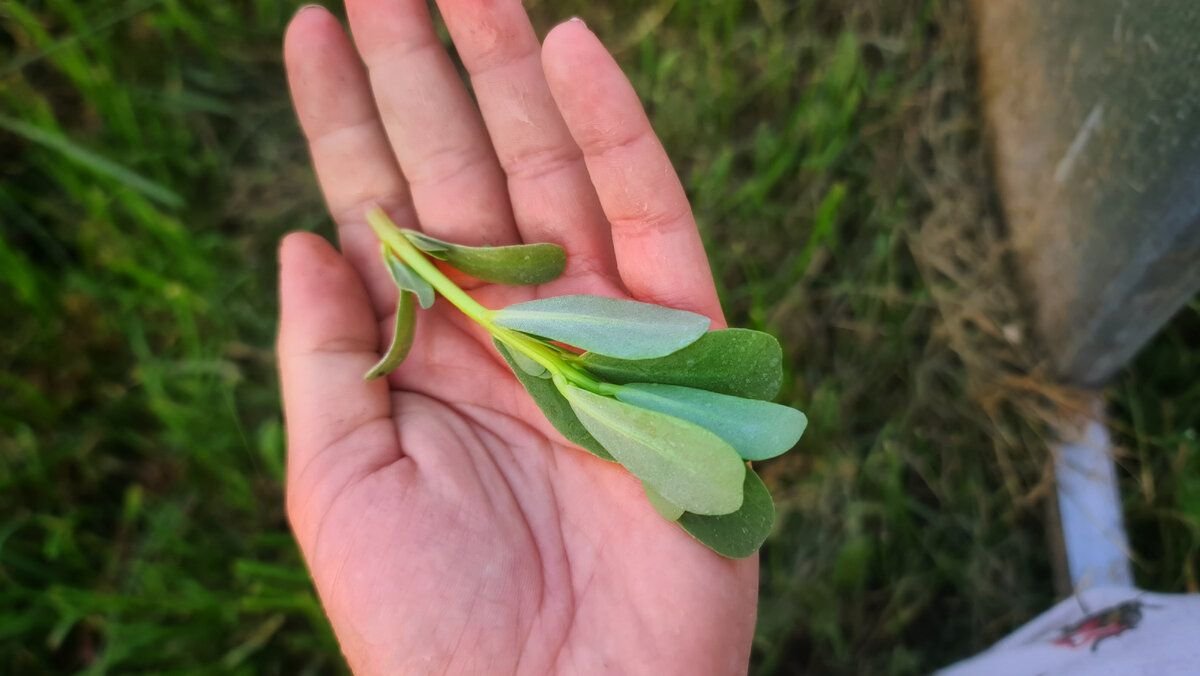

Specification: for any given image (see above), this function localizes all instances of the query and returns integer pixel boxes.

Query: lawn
[2,0,1198,673]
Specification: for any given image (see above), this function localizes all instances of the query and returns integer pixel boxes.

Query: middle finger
[345,0,519,246]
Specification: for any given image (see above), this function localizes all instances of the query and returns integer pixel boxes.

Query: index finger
[285,6,412,317]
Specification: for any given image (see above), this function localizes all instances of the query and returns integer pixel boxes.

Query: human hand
[277,2,757,673]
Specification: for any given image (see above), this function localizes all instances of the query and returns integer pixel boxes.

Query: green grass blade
[0,114,183,207]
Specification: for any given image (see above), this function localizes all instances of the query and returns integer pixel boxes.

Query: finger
[435,1,617,281]
[345,0,519,245]
[542,21,723,321]
[284,6,414,317]
[277,233,399,541]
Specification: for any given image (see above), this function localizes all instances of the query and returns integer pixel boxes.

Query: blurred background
[2,0,1198,673]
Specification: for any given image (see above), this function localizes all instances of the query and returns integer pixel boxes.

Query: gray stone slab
[974,0,1200,386]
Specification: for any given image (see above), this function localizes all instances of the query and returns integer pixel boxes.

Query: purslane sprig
[364,207,806,558]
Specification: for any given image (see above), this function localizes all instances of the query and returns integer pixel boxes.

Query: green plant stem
[493,326,616,394]
[366,208,619,396]
[367,209,491,322]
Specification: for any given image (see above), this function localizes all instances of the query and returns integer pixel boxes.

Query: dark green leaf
[579,328,783,400]
[364,291,416,380]
[678,469,775,558]
[383,248,435,309]
[644,483,684,521]
[615,383,806,461]
[401,229,565,285]
[493,295,709,359]
[562,384,745,515]
[493,341,614,461]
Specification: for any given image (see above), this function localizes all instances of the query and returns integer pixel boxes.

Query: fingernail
[568,16,587,27]
[296,3,324,15]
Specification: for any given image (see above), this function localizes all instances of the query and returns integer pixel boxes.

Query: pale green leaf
[401,229,565,285]
[493,341,614,461]
[615,383,806,461]
[562,384,745,515]
[364,291,416,380]
[493,295,709,359]
[580,328,783,400]
[643,482,684,521]
[382,248,435,309]
[678,469,775,559]
[508,348,549,379]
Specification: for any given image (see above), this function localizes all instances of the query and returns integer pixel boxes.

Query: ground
[2,1,1198,674]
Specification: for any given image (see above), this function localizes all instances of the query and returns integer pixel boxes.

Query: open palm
[277,2,757,673]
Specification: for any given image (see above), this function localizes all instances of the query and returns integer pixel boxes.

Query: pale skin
[278,1,757,674]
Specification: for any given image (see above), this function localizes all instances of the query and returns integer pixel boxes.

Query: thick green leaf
[401,230,450,255]
[383,248,435,309]
[643,483,684,521]
[401,229,565,285]
[364,291,416,380]
[562,384,745,515]
[678,469,775,559]
[493,341,614,461]
[493,295,710,359]
[615,384,806,461]
[510,349,549,379]
[580,328,783,400]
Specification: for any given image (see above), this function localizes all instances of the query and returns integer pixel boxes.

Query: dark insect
[1052,599,1151,653]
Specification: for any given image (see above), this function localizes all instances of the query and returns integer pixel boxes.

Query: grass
[1,0,1197,673]
[1116,300,1200,592]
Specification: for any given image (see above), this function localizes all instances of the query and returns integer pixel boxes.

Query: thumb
[276,233,394,540]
